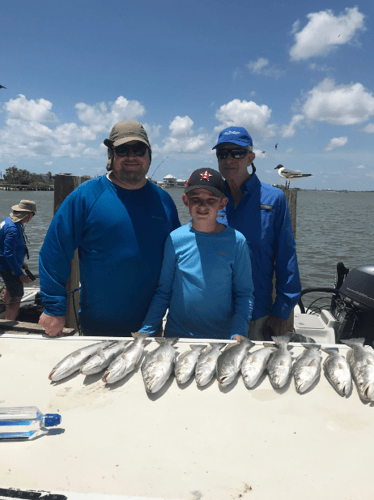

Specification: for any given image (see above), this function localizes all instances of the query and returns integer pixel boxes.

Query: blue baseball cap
[212,126,253,150]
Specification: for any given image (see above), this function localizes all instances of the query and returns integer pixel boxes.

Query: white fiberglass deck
[0,334,373,500]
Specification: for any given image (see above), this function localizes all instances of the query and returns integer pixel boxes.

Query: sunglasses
[216,148,249,160]
[114,144,148,157]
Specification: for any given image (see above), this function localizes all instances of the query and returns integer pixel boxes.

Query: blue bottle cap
[44,414,61,427]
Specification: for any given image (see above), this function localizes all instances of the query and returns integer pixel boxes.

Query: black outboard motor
[331,265,374,344]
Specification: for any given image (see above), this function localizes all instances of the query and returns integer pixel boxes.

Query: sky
[1,0,374,190]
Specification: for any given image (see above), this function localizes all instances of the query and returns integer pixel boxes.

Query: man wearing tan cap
[39,121,180,337]
[0,200,37,320]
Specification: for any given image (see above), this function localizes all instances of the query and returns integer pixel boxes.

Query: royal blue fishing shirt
[39,176,180,336]
[220,173,301,321]
[0,217,26,276]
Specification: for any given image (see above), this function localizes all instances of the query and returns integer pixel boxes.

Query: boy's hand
[232,335,242,342]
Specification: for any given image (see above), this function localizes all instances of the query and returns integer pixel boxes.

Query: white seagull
[274,164,312,189]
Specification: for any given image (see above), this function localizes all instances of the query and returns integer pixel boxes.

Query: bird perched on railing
[274,164,312,189]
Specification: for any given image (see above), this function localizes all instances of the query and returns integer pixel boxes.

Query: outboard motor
[331,265,374,343]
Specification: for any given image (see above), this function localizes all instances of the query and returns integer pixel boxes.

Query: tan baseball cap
[104,121,151,149]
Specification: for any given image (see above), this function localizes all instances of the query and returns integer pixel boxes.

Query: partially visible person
[38,121,180,337]
[139,168,254,339]
[213,127,301,339]
[0,200,37,320]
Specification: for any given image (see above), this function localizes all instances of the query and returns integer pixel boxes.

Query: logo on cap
[224,130,240,135]
[200,171,212,181]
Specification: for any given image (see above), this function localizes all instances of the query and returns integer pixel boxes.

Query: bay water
[1,188,373,306]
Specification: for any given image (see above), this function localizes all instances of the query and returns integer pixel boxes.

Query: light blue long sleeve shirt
[140,223,254,339]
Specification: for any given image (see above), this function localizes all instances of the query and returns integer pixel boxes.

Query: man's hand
[20,274,30,284]
[39,312,66,337]
[266,315,288,337]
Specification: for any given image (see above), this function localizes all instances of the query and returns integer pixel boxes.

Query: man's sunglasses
[216,148,249,160]
[114,144,148,157]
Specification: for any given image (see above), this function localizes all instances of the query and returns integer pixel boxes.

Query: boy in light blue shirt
[139,168,254,339]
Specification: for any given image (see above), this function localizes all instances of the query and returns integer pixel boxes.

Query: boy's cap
[184,168,226,197]
[212,126,253,150]
[103,121,151,150]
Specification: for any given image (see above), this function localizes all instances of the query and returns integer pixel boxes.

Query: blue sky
[1,0,373,190]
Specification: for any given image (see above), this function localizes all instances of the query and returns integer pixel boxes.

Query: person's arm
[38,190,86,329]
[230,237,254,339]
[271,194,301,321]
[139,235,177,336]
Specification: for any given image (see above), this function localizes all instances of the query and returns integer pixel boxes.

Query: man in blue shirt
[139,168,254,339]
[213,127,301,339]
[38,121,180,337]
[0,200,37,320]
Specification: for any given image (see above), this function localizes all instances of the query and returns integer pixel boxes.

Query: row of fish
[48,334,374,401]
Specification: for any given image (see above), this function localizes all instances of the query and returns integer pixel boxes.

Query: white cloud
[4,94,57,122]
[75,96,145,132]
[214,99,276,138]
[280,114,304,138]
[44,161,53,165]
[246,58,284,78]
[357,165,365,169]
[0,94,149,161]
[290,7,365,61]
[157,116,209,153]
[362,123,374,133]
[303,78,374,125]
[324,136,348,151]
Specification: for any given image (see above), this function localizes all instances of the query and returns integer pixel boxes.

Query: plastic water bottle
[0,406,61,440]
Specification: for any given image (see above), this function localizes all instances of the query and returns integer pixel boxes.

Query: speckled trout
[241,346,277,389]
[175,344,207,385]
[266,336,293,389]
[216,336,255,387]
[293,343,322,394]
[102,332,149,384]
[80,340,130,375]
[141,337,179,393]
[322,348,352,397]
[341,338,374,402]
[49,341,114,382]
[195,343,225,387]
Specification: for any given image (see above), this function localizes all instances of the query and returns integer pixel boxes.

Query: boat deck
[0,335,373,500]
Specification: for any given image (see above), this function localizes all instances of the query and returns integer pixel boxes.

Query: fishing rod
[150,156,169,179]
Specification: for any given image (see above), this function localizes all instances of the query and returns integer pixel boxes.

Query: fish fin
[97,348,106,361]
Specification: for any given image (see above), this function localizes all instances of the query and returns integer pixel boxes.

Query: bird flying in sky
[274,164,312,189]
[0,85,7,89]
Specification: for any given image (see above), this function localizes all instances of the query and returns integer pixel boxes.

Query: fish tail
[341,338,365,348]
[271,335,290,346]
[132,331,149,339]
[301,343,321,350]
[321,347,339,354]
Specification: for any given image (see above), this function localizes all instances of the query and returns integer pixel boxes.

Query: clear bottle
[0,406,61,440]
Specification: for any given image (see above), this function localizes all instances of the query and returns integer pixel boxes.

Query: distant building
[176,179,186,187]
[163,174,177,187]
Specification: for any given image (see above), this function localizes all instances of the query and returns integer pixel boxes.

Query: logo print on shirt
[200,171,212,181]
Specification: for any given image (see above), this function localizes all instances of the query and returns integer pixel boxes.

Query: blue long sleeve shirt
[39,176,180,336]
[0,217,26,276]
[140,223,254,339]
[221,174,301,321]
